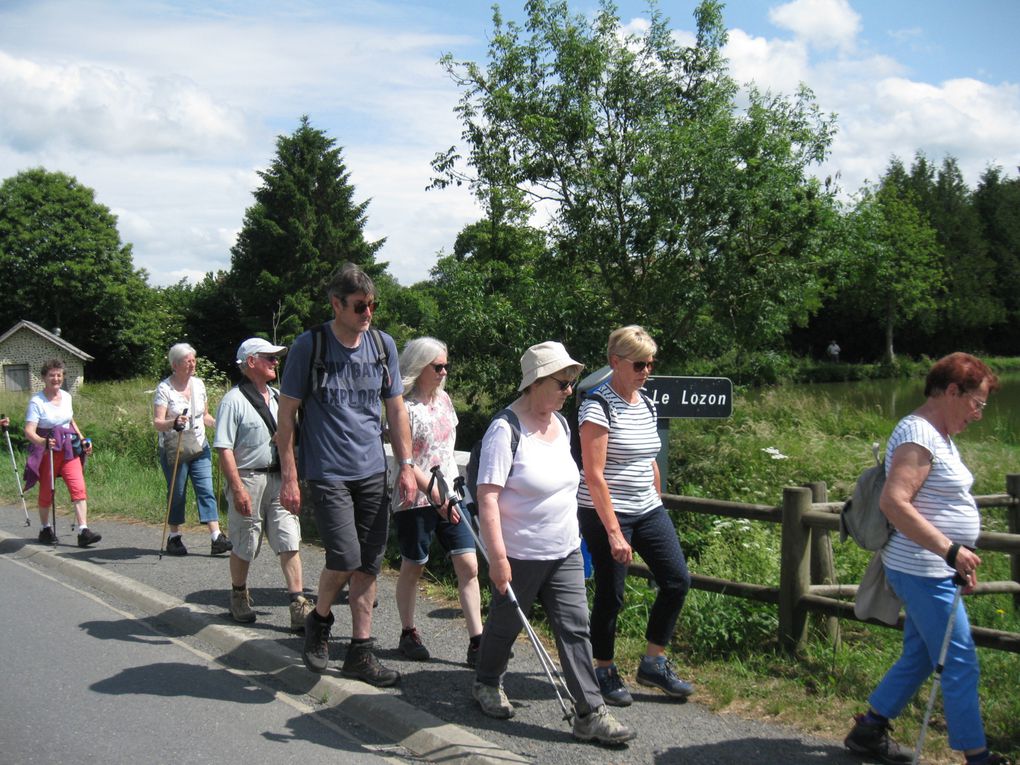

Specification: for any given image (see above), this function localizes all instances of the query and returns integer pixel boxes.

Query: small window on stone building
[4,363,30,391]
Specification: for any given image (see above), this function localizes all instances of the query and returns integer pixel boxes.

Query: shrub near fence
[629,476,1020,655]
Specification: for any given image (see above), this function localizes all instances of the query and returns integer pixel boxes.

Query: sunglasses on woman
[432,363,450,373]
[550,377,576,391]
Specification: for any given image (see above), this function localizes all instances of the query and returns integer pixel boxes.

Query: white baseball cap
[236,337,288,365]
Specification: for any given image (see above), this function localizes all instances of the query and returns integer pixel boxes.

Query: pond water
[781,372,1020,443]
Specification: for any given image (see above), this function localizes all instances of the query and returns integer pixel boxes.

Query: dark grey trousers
[475,548,602,714]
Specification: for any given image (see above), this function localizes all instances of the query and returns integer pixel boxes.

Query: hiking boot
[472,681,514,719]
[596,664,633,707]
[289,595,315,632]
[302,610,334,673]
[980,754,1015,765]
[76,528,101,548]
[636,656,694,699]
[37,526,56,545]
[230,588,256,623]
[843,713,912,764]
[210,533,232,555]
[341,639,400,687]
[165,536,188,556]
[571,704,637,745]
[398,627,430,661]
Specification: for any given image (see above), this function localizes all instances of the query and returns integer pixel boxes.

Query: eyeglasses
[432,363,450,373]
[257,354,280,364]
[550,377,576,391]
[626,359,654,373]
[353,300,379,315]
[965,392,988,411]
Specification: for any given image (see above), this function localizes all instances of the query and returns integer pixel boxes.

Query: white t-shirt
[154,377,210,449]
[577,384,660,515]
[881,414,980,578]
[25,390,74,429]
[477,413,581,560]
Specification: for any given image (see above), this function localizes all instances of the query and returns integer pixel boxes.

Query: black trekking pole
[2,414,31,526]
[912,573,967,765]
[159,408,187,560]
[427,466,577,723]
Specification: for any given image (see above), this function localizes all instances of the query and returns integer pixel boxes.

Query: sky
[1,0,1018,288]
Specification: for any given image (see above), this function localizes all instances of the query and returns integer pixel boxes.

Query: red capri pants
[37,451,87,508]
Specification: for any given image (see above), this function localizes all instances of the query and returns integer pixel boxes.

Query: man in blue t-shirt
[277,263,416,687]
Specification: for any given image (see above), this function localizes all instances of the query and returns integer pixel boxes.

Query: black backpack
[569,383,655,470]
[463,408,568,514]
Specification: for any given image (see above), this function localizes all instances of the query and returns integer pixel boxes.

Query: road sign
[643,376,733,419]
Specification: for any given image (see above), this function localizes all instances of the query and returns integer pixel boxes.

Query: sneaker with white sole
[571,704,637,745]
[472,681,514,719]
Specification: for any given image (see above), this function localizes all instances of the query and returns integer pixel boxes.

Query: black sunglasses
[343,298,379,314]
[630,360,655,373]
[550,377,576,391]
[432,363,451,373]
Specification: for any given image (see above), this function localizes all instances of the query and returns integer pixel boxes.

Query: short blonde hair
[607,325,656,362]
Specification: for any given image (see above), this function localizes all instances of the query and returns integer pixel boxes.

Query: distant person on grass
[276,262,417,688]
[214,337,314,630]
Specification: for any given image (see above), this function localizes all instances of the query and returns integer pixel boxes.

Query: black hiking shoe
[38,526,56,545]
[165,536,188,556]
[596,664,633,707]
[302,610,333,673]
[210,533,232,555]
[398,627,430,661]
[77,528,102,548]
[844,713,912,764]
[341,639,400,687]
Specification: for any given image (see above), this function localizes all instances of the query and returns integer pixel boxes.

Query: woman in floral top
[393,337,482,666]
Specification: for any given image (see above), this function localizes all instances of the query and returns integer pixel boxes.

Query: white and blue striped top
[881,414,980,578]
[577,383,661,516]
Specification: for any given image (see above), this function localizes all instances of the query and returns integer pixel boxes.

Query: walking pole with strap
[427,466,577,724]
[2,415,31,526]
[912,573,967,765]
[159,408,187,560]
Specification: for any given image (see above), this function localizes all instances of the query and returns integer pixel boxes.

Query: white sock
[169,532,182,539]
[211,531,220,541]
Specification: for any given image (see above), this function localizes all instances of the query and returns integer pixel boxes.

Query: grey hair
[400,337,448,395]
[168,343,197,368]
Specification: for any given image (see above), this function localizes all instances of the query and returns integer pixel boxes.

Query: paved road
[0,553,407,765]
[0,509,864,764]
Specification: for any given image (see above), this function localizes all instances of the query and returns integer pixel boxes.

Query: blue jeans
[160,445,218,527]
[869,567,985,752]
[579,504,691,661]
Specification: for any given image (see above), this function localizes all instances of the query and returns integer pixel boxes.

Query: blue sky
[1,0,1018,287]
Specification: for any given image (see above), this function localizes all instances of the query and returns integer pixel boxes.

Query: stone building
[0,320,94,395]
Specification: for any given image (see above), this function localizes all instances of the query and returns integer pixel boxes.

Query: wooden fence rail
[638,474,1020,655]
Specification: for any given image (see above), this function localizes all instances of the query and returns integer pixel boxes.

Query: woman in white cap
[153,343,232,556]
[471,340,636,746]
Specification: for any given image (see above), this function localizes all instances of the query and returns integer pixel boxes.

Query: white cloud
[768,0,861,53]
[0,50,246,155]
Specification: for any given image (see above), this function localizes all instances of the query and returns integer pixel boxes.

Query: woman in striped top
[844,353,1010,765]
[578,325,693,707]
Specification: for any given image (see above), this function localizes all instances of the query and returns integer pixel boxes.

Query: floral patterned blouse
[403,389,459,510]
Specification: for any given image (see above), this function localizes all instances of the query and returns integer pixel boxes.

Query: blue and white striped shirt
[577,384,661,516]
[881,414,980,578]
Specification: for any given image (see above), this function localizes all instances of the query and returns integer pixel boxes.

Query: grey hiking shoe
[843,713,912,764]
[230,588,256,623]
[572,704,637,745]
[289,595,314,632]
[472,681,514,719]
[636,655,694,698]
[302,610,333,673]
[398,627,430,660]
[341,639,400,687]
[596,664,633,707]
